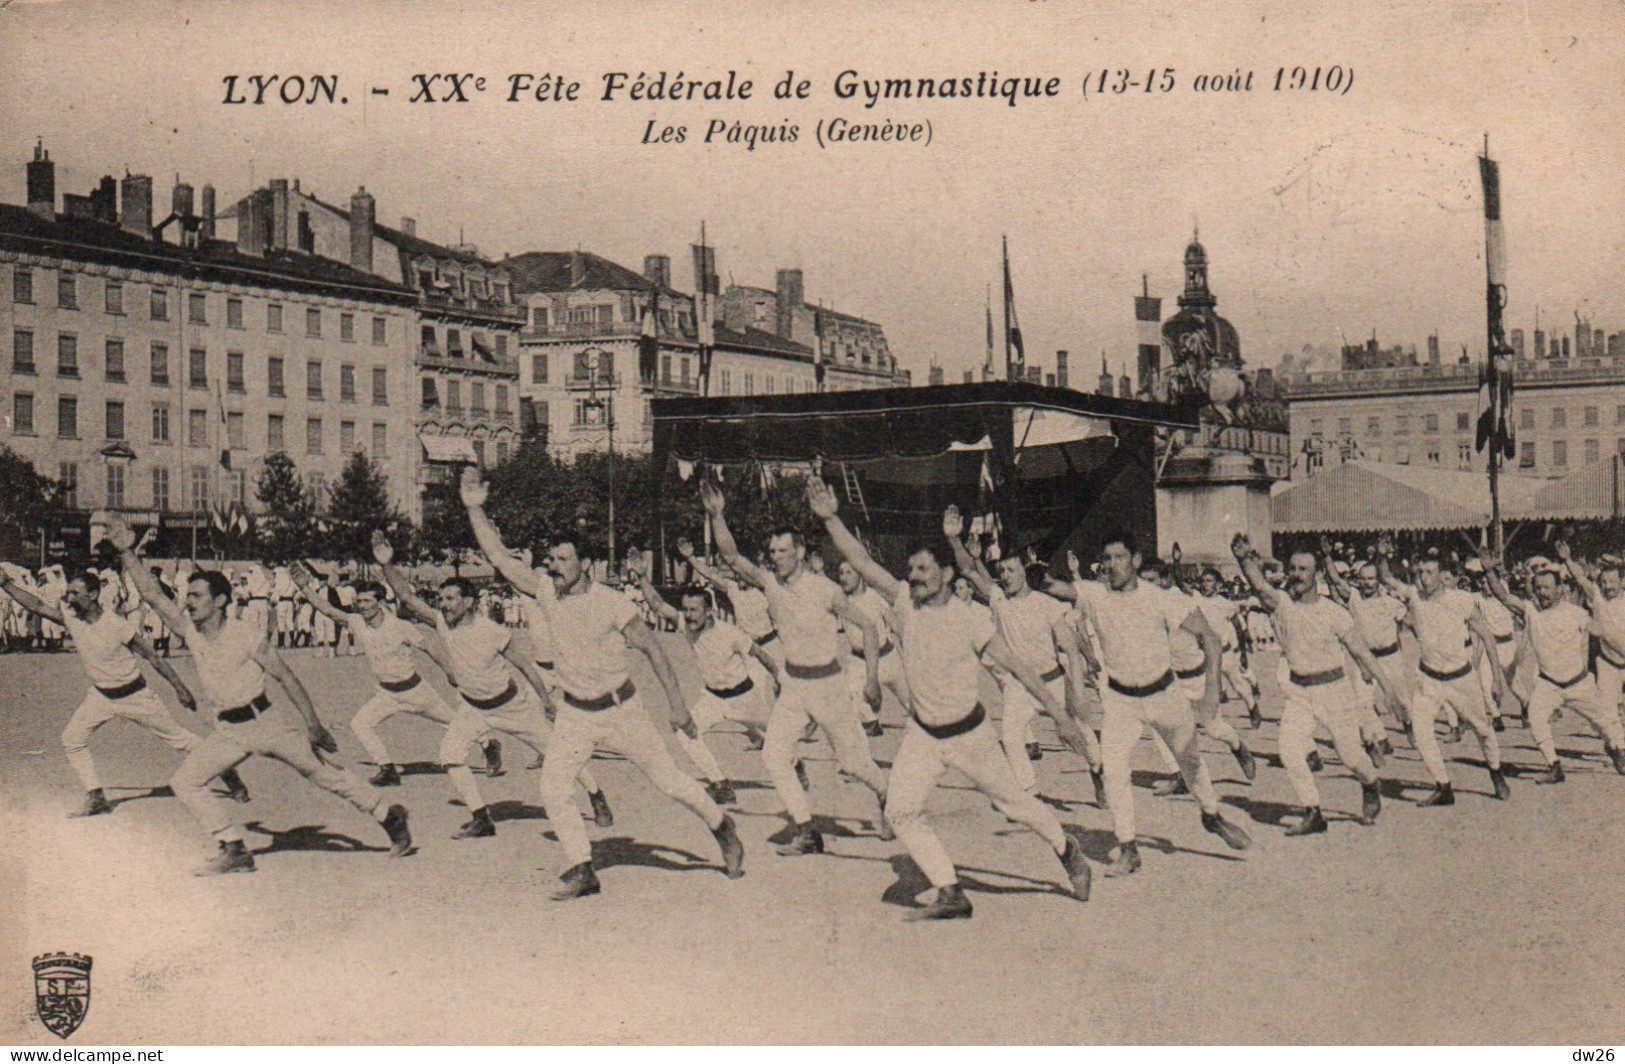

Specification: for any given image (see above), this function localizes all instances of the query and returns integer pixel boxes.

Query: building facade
[2,148,421,551]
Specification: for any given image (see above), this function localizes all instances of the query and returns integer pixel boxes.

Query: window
[1456,411,1471,432]
[105,401,124,440]
[57,334,78,377]
[12,393,33,435]
[189,467,209,512]
[1552,407,1567,430]
[188,409,207,448]
[105,282,123,316]
[57,396,78,439]
[340,313,354,342]
[306,417,323,454]
[1394,443,1410,465]
[495,384,509,415]
[371,367,388,406]
[421,324,437,352]
[1553,439,1568,468]
[13,268,32,304]
[1583,406,1598,428]
[371,422,387,457]
[306,472,326,502]
[57,272,77,309]
[531,306,548,329]
[226,297,243,330]
[189,348,207,389]
[306,360,323,400]
[150,288,169,321]
[58,463,77,508]
[661,354,672,384]
[221,351,243,393]
[495,334,508,358]
[12,329,34,374]
[1520,440,1535,468]
[1337,417,1351,436]
[1424,414,1439,434]
[1394,413,1410,435]
[372,317,386,345]
[1519,407,1534,430]
[532,353,548,383]
[267,414,285,452]
[765,376,776,395]
[151,467,170,512]
[106,464,125,509]
[149,343,169,386]
[267,303,283,333]
[1426,445,1440,466]
[105,338,125,381]
[471,382,486,415]
[1584,438,1599,464]
[151,403,170,443]
[188,292,206,324]
[719,368,731,395]
[421,377,438,407]
[473,439,487,467]
[446,380,461,412]
[340,420,356,454]
[447,328,462,355]
[495,440,509,465]
[306,308,321,338]
[1617,404,1625,426]
[744,372,753,393]
[227,412,245,450]
[340,363,357,402]
[267,356,285,397]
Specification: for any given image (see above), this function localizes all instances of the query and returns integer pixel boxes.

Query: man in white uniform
[811,478,1092,919]
[374,531,606,840]
[110,520,411,875]
[1324,558,1411,759]
[1048,532,1252,876]
[1562,547,1625,729]
[834,557,908,738]
[701,479,891,858]
[0,565,248,817]
[1485,546,1625,782]
[1377,541,1511,805]
[1233,537,1395,834]
[464,472,744,899]
[1194,567,1262,727]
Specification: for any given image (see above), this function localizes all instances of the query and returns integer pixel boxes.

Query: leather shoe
[1090,769,1109,809]
[1306,749,1324,773]
[1609,745,1625,776]
[1536,761,1565,785]
[70,788,112,818]
[712,815,745,879]
[454,807,496,838]
[1417,782,1456,806]
[1104,840,1141,877]
[1026,742,1043,762]
[1060,829,1091,901]
[794,760,811,792]
[483,739,504,778]
[905,883,973,921]
[590,790,615,828]
[551,861,601,901]
[705,780,737,806]
[1489,766,1512,800]
[1492,716,1506,733]
[369,764,401,787]
[864,720,885,738]
[1364,740,1386,770]
[221,767,252,803]
[1233,744,1258,782]
[1285,807,1328,836]
[1360,781,1382,824]
[1202,811,1251,850]
[775,824,824,856]
[195,840,255,876]
[382,804,414,857]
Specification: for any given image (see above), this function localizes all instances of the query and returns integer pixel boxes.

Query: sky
[1,0,1621,383]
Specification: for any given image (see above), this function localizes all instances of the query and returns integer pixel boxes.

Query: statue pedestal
[1156,448,1276,572]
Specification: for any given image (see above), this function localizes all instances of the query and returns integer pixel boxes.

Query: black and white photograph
[1,0,1622,1048]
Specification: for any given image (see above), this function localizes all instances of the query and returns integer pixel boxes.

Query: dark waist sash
[784,659,842,681]
[562,678,637,712]
[1420,660,1473,683]
[706,676,755,700]
[1174,663,1206,681]
[753,630,779,646]
[850,642,895,661]
[1289,666,1345,687]
[96,675,148,700]
[1370,641,1401,659]
[1108,670,1175,698]
[463,680,520,711]
[1039,664,1066,684]
[379,674,422,694]
[218,692,272,724]
[914,703,986,740]
[535,660,556,671]
[1494,633,1515,644]
[1539,669,1588,690]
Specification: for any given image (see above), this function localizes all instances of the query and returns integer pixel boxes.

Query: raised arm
[1478,551,1528,624]
[698,481,767,590]
[626,553,680,626]
[676,536,730,590]
[1320,537,1352,604]
[107,519,188,634]
[459,466,542,596]
[806,475,903,604]
[1555,540,1603,611]
[290,563,354,625]
[1374,535,1411,598]
[128,630,196,712]
[621,617,694,736]
[943,506,997,601]
[0,568,65,625]
[372,530,441,626]
[1230,533,1282,613]
[1044,550,1083,602]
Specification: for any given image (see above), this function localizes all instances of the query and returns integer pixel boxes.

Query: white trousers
[1099,679,1219,844]
[62,684,197,791]
[999,674,1065,794]
[675,683,772,782]
[350,679,456,766]
[765,667,887,824]
[1527,673,1624,763]
[1411,668,1501,783]
[1279,675,1377,807]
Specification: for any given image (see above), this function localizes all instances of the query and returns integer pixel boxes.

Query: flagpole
[1479,138,1510,558]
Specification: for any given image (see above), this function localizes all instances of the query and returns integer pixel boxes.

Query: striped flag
[214,382,231,471]
[1135,277,1163,396]
[1002,235,1024,378]
[1476,149,1516,460]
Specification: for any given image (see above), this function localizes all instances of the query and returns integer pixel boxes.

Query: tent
[1511,455,1625,521]
[1271,460,1545,533]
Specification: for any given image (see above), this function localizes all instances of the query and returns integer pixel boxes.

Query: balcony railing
[523,321,645,340]
[565,371,621,391]
[1283,356,1625,397]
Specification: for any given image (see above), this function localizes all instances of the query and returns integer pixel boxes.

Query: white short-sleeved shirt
[1594,594,1625,661]
[693,620,755,691]
[842,585,897,654]
[1406,587,1479,673]
[763,569,843,667]
[1476,593,1515,640]
[183,616,267,710]
[722,580,775,641]
[1273,594,1355,676]
[1072,578,1194,688]
[435,613,515,701]
[1194,593,1240,649]
[893,596,997,727]
[519,568,559,662]
[536,578,640,700]
[1521,599,1592,681]
[1349,592,1406,650]
[1164,587,1207,672]
[349,613,425,685]
[63,610,142,688]
[990,587,1068,674]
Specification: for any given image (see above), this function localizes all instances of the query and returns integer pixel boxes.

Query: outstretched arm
[372,530,441,626]
[459,466,542,596]
[415,634,459,689]
[1556,541,1603,611]
[256,643,336,753]
[942,506,997,601]
[128,630,196,711]
[290,563,355,625]
[1320,537,1353,604]
[107,519,188,634]
[1231,533,1282,613]
[984,629,1093,759]
[1338,626,1404,720]
[698,481,768,590]
[622,618,694,736]
[502,641,556,717]
[0,569,65,625]
[676,537,730,590]
[626,554,680,626]
[1374,534,1411,598]
[1478,553,1528,624]
[806,476,903,604]
[1179,607,1225,715]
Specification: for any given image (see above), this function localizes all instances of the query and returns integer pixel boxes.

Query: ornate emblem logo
[33,953,92,1039]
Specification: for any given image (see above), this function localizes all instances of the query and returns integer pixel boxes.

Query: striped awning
[1512,457,1625,521]
[1272,460,1545,533]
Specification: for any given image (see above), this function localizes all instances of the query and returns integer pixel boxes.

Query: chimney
[1118,370,1132,396]
[722,298,750,333]
[200,184,216,239]
[237,189,272,257]
[62,194,94,220]
[1055,349,1069,389]
[1097,356,1115,397]
[268,178,289,249]
[399,216,416,236]
[643,254,671,289]
[1427,333,1440,365]
[119,173,154,238]
[91,177,117,224]
[26,141,55,220]
[172,180,195,220]
[349,186,375,272]
[775,268,804,340]
[569,249,586,288]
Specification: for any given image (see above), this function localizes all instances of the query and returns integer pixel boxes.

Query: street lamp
[582,345,616,566]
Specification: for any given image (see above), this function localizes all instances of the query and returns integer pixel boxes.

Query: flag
[214,383,231,471]
[813,304,827,390]
[1002,235,1024,378]
[1476,146,1516,461]
[639,287,660,385]
[1135,277,1163,395]
[984,290,994,379]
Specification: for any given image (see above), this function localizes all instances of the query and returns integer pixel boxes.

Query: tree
[255,452,317,564]
[415,479,475,571]
[0,445,63,562]
[325,451,407,561]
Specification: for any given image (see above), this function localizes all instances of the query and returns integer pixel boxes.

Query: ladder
[838,462,870,525]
